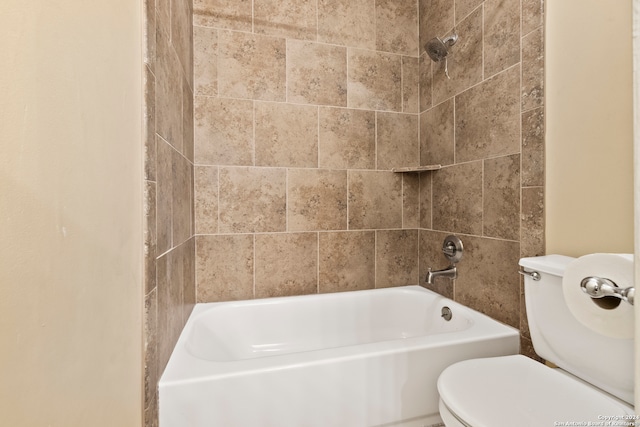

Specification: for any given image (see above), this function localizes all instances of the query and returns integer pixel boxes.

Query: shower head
[425,34,459,62]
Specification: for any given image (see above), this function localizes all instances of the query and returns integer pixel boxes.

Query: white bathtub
[159,285,519,427]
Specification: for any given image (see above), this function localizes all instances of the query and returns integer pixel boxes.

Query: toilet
[437,255,635,427]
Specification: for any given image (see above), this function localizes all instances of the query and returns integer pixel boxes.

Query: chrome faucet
[426,265,457,284]
[425,235,463,285]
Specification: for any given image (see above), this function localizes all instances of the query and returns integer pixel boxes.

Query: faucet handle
[442,242,456,257]
[442,235,463,264]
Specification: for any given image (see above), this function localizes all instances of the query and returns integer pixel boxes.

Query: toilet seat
[437,355,634,427]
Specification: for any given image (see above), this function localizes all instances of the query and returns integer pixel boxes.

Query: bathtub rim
[159,285,520,387]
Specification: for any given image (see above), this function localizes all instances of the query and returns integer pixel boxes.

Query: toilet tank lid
[519,254,575,276]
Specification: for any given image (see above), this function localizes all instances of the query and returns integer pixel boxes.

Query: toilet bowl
[438,355,633,427]
[437,255,635,427]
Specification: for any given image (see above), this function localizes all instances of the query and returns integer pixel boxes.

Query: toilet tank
[519,255,634,405]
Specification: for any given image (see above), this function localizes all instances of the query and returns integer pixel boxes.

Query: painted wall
[546,0,634,256]
[0,1,143,426]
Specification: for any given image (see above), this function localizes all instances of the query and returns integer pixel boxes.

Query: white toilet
[437,255,635,426]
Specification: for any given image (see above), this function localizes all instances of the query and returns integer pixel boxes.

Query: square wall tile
[521,186,544,257]
[143,288,158,413]
[255,233,318,297]
[153,137,173,254]
[144,181,157,295]
[522,0,544,36]
[219,167,286,233]
[348,49,402,111]
[144,67,156,181]
[432,162,482,235]
[376,112,419,170]
[180,238,196,324]
[483,154,521,241]
[156,138,173,255]
[254,0,317,40]
[194,166,218,234]
[218,30,286,101]
[519,280,530,339]
[157,247,184,370]
[376,0,419,56]
[156,0,170,38]
[193,26,218,97]
[144,0,156,71]
[455,65,520,163]
[287,40,347,106]
[522,107,544,187]
[182,77,194,162]
[419,173,432,229]
[319,107,375,169]
[156,27,183,152]
[455,235,521,328]
[348,171,403,229]
[172,151,193,246]
[194,96,253,166]
[419,54,432,112]
[193,0,252,31]
[171,0,193,86]
[419,0,455,53]
[455,0,482,23]
[484,0,520,77]
[144,399,159,427]
[432,8,483,104]
[420,99,454,166]
[288,169,348,231]
[196,234,254,302]
[403,174,420,228]
[522,27,544,111]
[376,229,419,287]
[255,102,318,167]
[318,0,376,49]
[319,231,375,293]
[402,56,420,113]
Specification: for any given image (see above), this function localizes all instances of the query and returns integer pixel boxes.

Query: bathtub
[159,285,519,427]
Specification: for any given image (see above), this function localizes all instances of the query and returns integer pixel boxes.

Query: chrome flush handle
[518,267,540,281]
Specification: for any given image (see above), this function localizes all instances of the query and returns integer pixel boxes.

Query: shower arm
[441,34,458,47]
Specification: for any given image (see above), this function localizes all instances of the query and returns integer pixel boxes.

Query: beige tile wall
[418,0,545,360]
[191,0,545,347]
[143,0,195,425]
[193,0,423,302]
[143,0,545,424]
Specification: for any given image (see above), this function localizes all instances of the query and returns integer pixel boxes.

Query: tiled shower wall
[417,0,545,357]
[191,0,544,348]
[192,0,425,300]
[143,0,195,425]
[143,0,545,424]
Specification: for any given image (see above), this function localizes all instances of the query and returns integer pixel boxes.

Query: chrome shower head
[425,34,459,62]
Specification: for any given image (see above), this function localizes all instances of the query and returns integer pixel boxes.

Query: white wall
[0,1,143,425]
[546,0,634,256]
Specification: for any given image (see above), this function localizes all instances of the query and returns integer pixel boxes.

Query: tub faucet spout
[426,265,457,285]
